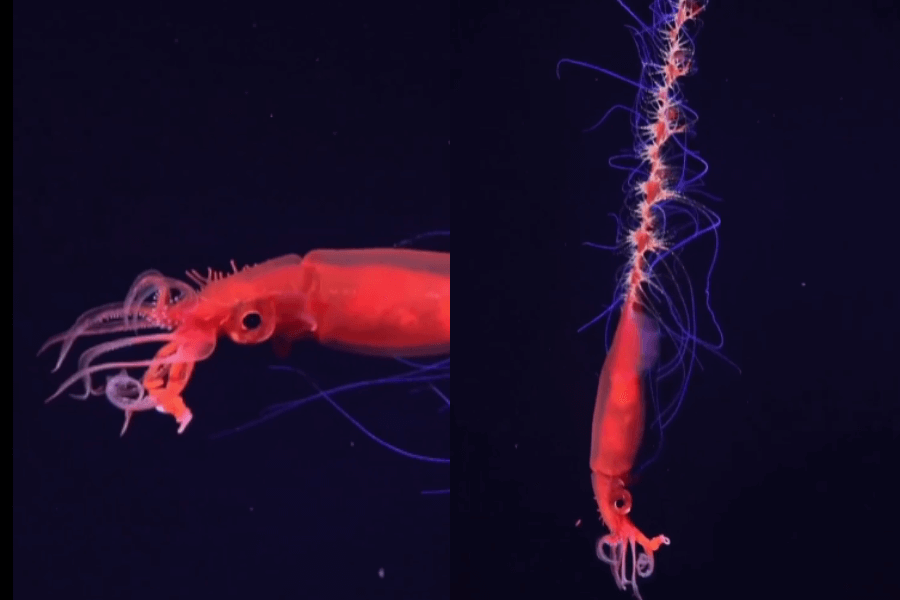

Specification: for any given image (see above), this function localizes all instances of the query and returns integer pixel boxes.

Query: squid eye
[241,311,262,330]
[612,488,632,514]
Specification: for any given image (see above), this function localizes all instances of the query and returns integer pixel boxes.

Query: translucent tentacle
[37,303,159,372]
[122,270,197,330]
[103,370,160,435]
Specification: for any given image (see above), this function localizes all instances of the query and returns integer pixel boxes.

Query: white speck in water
[378,568,385,579]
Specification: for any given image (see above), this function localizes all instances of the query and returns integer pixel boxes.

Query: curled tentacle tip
[176,413,193,434]
[46,357,67,373]
[37,341,57,357]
